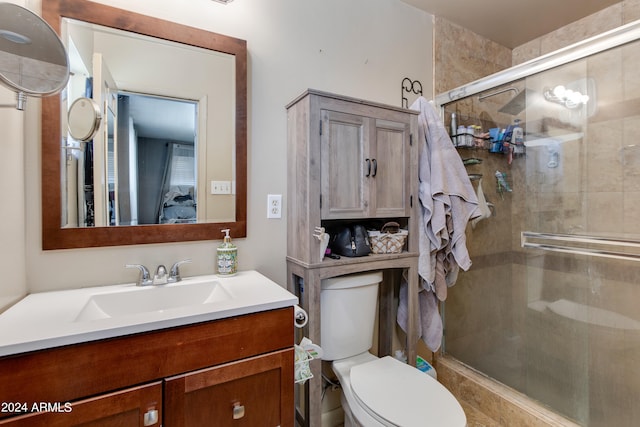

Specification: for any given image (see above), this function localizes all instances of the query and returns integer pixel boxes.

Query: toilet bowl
[320,272,467,427]
[332,352,466,427]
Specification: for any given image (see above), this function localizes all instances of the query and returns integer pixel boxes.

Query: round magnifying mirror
[0,3,69,97]
[68,97,102,142]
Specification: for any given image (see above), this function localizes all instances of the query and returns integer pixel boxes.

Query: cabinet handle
[372,158,377,177]
[143,409,159,426]
[232,402,245,420]
[365,158,371,177]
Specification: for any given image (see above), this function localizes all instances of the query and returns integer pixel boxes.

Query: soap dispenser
[217,229,237,276]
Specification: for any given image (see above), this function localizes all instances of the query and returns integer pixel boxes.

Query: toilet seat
[349,356,466,427]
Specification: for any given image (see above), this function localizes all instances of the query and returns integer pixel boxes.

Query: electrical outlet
[267,194,282,219]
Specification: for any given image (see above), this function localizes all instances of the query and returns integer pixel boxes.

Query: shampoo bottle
[450,112,457,146]
[512,119,525,156]
[217,229,237,276]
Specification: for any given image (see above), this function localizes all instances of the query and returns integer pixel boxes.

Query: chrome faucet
[125,264,154,286]
[126,259,192,286]
[168,259,192,283]
[154,265,168,285]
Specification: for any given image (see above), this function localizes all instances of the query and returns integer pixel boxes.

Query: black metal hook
[401,77,423,108]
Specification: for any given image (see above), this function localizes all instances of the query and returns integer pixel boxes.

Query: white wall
[0,0,27,311]
[15,0,433,294]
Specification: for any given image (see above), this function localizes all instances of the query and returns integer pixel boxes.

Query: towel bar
[521,231,640,262]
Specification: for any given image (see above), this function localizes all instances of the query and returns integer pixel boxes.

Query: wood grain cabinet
[0,382,162,427]
[287,89,419,265]
[0,308,294,427]
[286,90,421,427]
[165,350,291,427]
[320,109,413,219]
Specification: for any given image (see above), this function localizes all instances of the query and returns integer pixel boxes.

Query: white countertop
[0,270,297,357]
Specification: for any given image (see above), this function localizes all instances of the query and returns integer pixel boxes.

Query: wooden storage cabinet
[0,308,294,427]
[287,89,419,265]
[286,90,421,427]
[320,110,412,219]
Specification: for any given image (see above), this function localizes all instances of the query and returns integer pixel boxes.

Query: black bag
[330,224,371,257]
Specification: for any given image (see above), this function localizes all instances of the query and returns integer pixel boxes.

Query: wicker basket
[368,222,408,254]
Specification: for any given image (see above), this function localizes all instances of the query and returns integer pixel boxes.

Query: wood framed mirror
[41,0,247,249]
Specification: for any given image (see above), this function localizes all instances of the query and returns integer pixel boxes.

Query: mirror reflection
[67,97,101,142]
[42,0,247,249]
[62,18,235,228]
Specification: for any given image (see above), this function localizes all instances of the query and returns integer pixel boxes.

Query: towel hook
[401,77,423,108]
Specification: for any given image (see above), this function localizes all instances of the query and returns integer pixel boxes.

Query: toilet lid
[350,356,466,427]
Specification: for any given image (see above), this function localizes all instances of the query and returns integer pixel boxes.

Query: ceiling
[125,93,196,142]
[400,0,623,48]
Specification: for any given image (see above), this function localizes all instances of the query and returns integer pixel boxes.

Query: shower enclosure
[435,21,640,426]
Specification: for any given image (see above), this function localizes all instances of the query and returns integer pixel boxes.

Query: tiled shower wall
[435,0,640,93]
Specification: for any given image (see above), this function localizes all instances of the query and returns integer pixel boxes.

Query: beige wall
[0,0,27,311]
[0,0,433,300]
[433,16,512,95]
[514,0,640,65]
[434,0,640,92]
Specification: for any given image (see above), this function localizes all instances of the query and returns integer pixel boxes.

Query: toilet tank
[320,271,383,361]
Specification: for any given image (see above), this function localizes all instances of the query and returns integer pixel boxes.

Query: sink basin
[75,280,232,322]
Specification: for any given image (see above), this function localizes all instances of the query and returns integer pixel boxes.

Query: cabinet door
[370,118,412,217]
[320,110,369,219]
[164,348,294,427]
[0,382,162,427]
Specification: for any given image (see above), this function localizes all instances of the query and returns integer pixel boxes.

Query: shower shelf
[462,158,483,166]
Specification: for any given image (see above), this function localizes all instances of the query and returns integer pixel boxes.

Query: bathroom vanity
[0,272,296,426]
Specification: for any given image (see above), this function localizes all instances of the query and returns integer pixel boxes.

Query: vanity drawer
[165,348,294,426]
[0,382,162,426]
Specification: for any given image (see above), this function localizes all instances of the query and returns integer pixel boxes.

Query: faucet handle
[168,259,192,283]
[125,264,153,286]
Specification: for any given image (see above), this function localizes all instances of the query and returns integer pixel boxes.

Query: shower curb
[435,355,582,427]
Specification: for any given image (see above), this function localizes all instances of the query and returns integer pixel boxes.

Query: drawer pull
[232,402,245,419]
[143,408,159,426]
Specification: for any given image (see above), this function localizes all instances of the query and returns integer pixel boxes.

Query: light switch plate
[211,180,232,194]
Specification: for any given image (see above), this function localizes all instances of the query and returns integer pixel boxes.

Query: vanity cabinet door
[0,382,162,427]
[164,348,294,427]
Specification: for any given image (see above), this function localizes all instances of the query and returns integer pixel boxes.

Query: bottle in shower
[450,112,457,146]
[512,119,525,156]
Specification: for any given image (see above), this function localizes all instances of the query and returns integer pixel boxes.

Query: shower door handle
[521,231,640,262]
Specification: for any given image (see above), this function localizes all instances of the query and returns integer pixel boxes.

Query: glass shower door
[520,41,640,426]
[442,35,640,426]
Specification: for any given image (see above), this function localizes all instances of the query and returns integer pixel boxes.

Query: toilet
[321,271,467,427]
